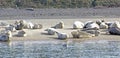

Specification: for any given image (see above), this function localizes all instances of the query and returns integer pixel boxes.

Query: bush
[0,0,120,8]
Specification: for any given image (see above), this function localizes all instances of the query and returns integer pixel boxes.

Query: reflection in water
[0,40,120,58]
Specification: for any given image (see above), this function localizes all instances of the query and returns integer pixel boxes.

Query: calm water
[0,40,120,58]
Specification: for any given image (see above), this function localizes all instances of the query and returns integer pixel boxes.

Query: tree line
[0,0,120,8]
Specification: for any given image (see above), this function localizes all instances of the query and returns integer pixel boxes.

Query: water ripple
[0,40,120,58]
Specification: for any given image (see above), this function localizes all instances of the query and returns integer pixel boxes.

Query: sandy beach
[0,18,119,42]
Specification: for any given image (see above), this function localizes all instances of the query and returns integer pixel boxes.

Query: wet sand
[1,18,120,42]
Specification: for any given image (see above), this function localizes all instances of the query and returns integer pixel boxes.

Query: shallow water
[0,40,120,58]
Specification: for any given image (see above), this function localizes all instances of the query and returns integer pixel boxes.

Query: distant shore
[0,8,120,19]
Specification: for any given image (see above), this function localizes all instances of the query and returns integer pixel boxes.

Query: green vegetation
[0,0,120,8]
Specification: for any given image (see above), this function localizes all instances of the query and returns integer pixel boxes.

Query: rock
[33,24,42,29]
[45,28,57,35]
[100,22,108,29]
[73,21,84,29]
[84,21,99,29]
[56,32,68,40]
[18,30,27,37]
[52,21,64,29]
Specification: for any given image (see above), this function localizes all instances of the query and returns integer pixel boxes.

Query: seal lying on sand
[45,28,68,39]
[45,28,57,35]
[73,21,84,29]
[71,30,95,38]
[96,20,105,25]
[51,21,64,29]
[85,30,100,36]
[56,32,69,40]
[0,35,9,42]
[33,24,42,29]
[5,24,16,32]
[5,30,12,38]
[84,21,99,30]
[0,30,11,42]
[15,20,43,29]
[105,22,114,28]
[26,22,34,29]
[99,22,108,29]
[109,27,120,35]
[108,21,120,35]
[71,30,80,38]
[96,20,108,29]
[15,20,25,30]
[0,22,8,27]
[17,30,27,37]
[0,30,12,38]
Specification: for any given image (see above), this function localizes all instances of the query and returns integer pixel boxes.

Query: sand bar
[0,18,120,42]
